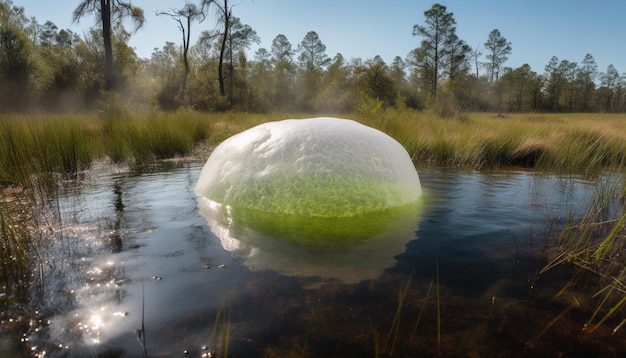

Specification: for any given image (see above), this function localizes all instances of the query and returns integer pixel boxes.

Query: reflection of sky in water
[396,170,596,296]
[24,164,601,356]
[28,164,235,356]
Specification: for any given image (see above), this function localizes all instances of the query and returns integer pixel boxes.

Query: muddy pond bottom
[13,162,626,357]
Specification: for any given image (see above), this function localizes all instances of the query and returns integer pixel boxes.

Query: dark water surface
[10,162,626,357]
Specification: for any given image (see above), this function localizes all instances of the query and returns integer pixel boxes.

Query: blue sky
[14,0,626,76]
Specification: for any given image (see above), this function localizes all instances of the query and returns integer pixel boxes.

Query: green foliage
[430,90,460,119]
[484,29,512,82]
[411,3,465,100]
[355,92,384,121]
[0,4,45,111]
[2,2,626,113]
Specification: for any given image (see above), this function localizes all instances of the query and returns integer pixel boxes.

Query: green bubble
[227,199,425,250]
[207,173,417,218]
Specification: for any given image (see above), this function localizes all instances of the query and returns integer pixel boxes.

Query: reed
[383,272,413,356]
[541,174,626,332]
[2,109,626,336]
[2,111,626,181]
[208,296,232,358]
[0,202,28,297]
[0,115,96,301]
[409,280,434,344]
[103,111,210,164]
[0,115,97,191]
[355,111,626,172]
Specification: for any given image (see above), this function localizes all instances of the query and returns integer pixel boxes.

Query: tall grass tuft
[0,110,218,314]
[104,111,210,165]
[355,111,626,172]
[0,115,96,190]
[541,175,626,332]
[0,202,29,298]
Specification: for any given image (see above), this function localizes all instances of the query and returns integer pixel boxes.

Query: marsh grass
[209,296,232,358]
[383,272,413,357]
[540,175,626,333]
[373,274,440,358]
[357,111,626,173]
[103,112,209,164]
[0,185,46,312]
[0,203,28,298]
[3,111,626,181]
[2,109,626,348]
[0,115,97,193]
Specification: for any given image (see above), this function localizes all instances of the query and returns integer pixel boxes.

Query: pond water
[8,162,626,356]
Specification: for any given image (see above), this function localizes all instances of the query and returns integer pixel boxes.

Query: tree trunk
[432,46,438,100]
[101,0,114,91]
[217,0,229,98]
[181,16,191,102]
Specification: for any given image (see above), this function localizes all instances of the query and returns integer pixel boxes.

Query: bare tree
[73,0,144,91]
[471,44,482,78]
[202,0,233,98]
[157,2,206,102]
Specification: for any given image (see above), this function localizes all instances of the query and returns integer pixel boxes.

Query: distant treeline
[0,1,624,114]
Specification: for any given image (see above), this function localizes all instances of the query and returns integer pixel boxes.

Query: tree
[73,25,140,108]
[359,57,394,105]
[599,64,624,112]
[149,42,181,110]
[0,0,42,110]
[577,53,597,111]
[222,17,259,101]
[484,29,511,82]
[501,64,538,111]
[559,60,578,110]
[296,31,330,110]
[444,33,470,79]
[297,31,330,71]
[316,53,353,112]
[37,20,58,47]
[202,0,233,98]
[249,47,272,111]
[187,30,219,110]
[271,34,294,64]
[411,3,460,100]
[270,34,295,109]
[470,44,482,78]
[73,0,144,91]
[34,22,83,111]
[157,2,206,103]
[544,56,564,110]
[390,56,408,101]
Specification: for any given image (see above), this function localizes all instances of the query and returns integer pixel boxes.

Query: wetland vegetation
[2,0,626,355]
[1,110,626,356]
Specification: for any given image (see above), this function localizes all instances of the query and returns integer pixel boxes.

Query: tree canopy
[0,1,624,114]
